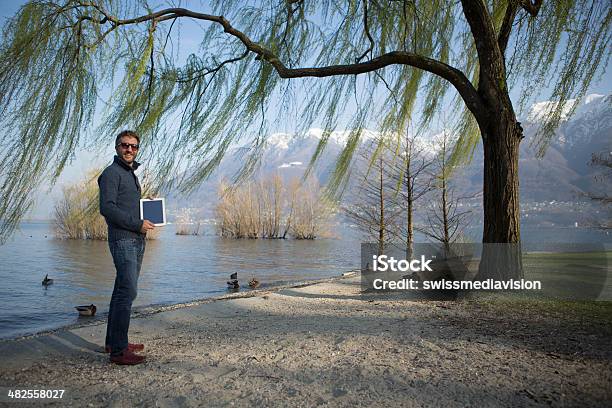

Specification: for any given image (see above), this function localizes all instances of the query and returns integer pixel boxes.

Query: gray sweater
[98,156,145,241]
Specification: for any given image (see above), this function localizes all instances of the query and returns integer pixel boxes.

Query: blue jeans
[105,237,145,356]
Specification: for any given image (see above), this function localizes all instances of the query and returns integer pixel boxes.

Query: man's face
[115,136,139,165]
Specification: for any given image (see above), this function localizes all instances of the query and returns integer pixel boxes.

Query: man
[98,130,155,365]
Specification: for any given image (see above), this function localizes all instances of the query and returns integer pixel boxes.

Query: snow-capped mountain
[172,93,610,220]
[481,93,610,202]
[525,93,610,124]
[555,94,612,148]
[251,127,441,183]
[527,99,577,123]
[264,128,382,157]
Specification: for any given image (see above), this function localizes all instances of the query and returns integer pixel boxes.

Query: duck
[75,304,97,316]
[227,272,239,289]
[248,278,260,289]
[42,274,53,286]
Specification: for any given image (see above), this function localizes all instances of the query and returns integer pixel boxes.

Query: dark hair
[115,130,140,146]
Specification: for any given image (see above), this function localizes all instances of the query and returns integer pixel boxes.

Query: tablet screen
[140,198,166,226]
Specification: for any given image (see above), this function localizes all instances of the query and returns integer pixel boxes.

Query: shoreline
[0,272,359,343]
[1,273,611,406]
[2,246,610,342]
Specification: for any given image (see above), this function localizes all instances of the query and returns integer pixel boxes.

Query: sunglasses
[117,142,140,150]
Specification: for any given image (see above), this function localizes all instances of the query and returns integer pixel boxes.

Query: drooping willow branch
[70,3,484,122]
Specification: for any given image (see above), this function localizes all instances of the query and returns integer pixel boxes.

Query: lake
[0,222,610,339]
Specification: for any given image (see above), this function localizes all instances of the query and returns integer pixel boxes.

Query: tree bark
[478,105,524,279]
[459,0,525,279]
[378,157,385,255]
[406,192,413,259]
[405,147,414,259]
[441,169,450,252]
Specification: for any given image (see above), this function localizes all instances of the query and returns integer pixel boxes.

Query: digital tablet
[140,198,166,226]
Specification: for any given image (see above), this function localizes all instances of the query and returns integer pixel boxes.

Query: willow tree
[0,1,609,273]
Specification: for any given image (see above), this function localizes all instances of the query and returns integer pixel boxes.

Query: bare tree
[388,130,435,257]
[260,174,283,238]
[54,170,158,240]
[175,208,203,236]
[345,138,401,254]
[282,178,300,239]
[216,175,332,239]
[584,152,612,229]
[419,131,475,251]
[290,177,333,240]
[587,152,612,204]
[54,170,108,240]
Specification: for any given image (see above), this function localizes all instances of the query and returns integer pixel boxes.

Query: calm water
[0,222,610,339]
[0,222,360,340]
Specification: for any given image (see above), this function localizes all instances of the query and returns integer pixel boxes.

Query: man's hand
[140,220,156,233]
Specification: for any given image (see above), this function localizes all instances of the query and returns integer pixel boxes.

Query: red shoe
[105,343,145,353]
[110,349,146,365]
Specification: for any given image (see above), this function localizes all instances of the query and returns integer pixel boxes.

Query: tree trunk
[441,174,450,253]
[406,150,413,259]
[378,157,385,255]
[478,109,523,279]
[406,196,413,259]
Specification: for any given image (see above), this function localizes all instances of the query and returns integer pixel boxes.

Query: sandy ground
[1,275,611,407]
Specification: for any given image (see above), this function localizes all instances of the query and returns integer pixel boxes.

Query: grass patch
[470,292,612,325]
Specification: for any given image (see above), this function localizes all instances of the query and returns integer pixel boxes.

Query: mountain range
[169,94,611,225]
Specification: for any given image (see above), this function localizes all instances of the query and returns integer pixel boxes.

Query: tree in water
[0,1,609,277]
[216,175,331,239]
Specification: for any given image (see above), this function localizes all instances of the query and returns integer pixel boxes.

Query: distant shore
[1,273,611,407]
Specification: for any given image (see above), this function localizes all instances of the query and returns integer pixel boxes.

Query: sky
[0,0,610,219]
